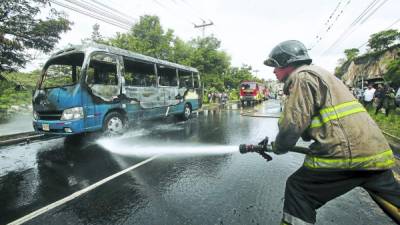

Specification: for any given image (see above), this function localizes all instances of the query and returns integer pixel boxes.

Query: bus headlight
[61,107,84,120]
[33,111,38,120]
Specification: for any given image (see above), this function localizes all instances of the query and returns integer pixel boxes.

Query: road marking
[8,154,160,225]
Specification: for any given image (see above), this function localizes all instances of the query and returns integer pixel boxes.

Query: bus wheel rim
[185,106,191,117]
[107,117,123,133]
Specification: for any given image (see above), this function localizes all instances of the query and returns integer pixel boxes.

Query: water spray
[97,138,237,157]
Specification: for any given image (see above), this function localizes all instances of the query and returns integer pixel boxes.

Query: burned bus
[32,44,201,135]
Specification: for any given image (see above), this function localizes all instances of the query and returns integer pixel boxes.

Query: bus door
[178,70,193,99]
[158,65,179,115]
[123,58,158,120]
[127,62,158,119]
[192,72,201,107]
[85,52,120,129]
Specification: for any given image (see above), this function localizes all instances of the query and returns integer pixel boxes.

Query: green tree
[334,58,347,78]
[91,23,103,42]
[82,23,104,44]
[224,65,254,89]
[108,15,174,60]
[187,36,231,90]
[367,29,400,51]
[384,58,400,88]
[170,37,193,65]
[344,48,359,61]
[189,36,228,70]
[0,0,72,73]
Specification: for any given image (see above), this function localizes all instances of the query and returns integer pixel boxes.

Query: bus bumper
[33,119,85,135]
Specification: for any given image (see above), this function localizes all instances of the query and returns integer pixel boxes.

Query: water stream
[97,137,238,157]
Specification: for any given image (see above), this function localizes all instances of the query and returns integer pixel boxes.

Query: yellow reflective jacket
[275,65,395,170]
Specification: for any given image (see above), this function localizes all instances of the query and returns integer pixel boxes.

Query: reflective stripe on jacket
[274,65,394,170]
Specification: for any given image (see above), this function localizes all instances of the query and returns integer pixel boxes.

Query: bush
[0,80,32,118]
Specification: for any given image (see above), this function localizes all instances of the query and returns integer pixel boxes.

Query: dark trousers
[363,100,373,109]
[375,99,391,116]
[282,166,400,224]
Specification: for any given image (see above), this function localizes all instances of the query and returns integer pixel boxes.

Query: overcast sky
[27,0,400,80]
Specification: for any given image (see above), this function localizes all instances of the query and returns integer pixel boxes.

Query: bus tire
[181,103,192,121]
[103,111,126,135]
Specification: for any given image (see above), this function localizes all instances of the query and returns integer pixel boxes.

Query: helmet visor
[264,58,281,68]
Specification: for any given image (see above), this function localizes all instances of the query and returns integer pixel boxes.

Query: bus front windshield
[40,52,85,89]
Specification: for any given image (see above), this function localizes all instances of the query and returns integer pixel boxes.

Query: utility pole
[253,70,259,77]
[194,20,214,37]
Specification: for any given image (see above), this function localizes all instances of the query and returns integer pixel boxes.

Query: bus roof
[51,43,199,73]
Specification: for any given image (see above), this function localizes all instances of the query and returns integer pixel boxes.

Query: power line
[50,0,130,30]
[323,0,380,53]
[179,0,211,23]
[350,0,381,27]
[360,0,390,24]
[152,0,197,26]
[89,0,136,23]
[322,0,390,55]
[64,0,134,27]
[81,0,134,25]
[357,16,400,49]
[324,1,343,26]
[309,0,351,50]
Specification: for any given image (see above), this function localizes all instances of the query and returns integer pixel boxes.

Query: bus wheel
[181,103,192,120]
[103,112,126,135]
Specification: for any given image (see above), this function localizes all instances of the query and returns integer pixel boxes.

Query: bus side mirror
[175,94,183,100]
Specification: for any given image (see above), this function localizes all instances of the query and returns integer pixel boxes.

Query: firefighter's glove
[269,141,277,153]
[266,143,275,153]
[270,141,287,155]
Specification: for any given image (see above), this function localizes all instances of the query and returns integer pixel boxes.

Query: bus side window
[146,74,157,87]
[178,70,193,88]
[87,53,117,85]
[85,52,119,101]
[158,65,177,86]
[123,57,156,87]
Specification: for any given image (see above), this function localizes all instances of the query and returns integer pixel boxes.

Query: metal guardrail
[0,131,48,147]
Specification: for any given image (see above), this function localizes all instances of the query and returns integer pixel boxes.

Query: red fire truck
[239,81,268,106]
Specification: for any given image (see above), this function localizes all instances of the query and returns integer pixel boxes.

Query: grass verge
[367,108,400,138]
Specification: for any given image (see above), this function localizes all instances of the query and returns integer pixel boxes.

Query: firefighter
[263,40,400,225]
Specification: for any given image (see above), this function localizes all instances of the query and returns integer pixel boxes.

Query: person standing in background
[374,84,385,115]
[383,86,396,116]
[363,84,375,110]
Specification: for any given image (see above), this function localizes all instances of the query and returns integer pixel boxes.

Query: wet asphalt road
[0,114,33,136]
[0,101,396,225]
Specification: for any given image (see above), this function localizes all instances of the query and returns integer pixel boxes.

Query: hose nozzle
[238,143,272,161]
[239,144,264,154]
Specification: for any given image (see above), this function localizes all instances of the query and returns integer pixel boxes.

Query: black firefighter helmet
[264,40,312,68]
